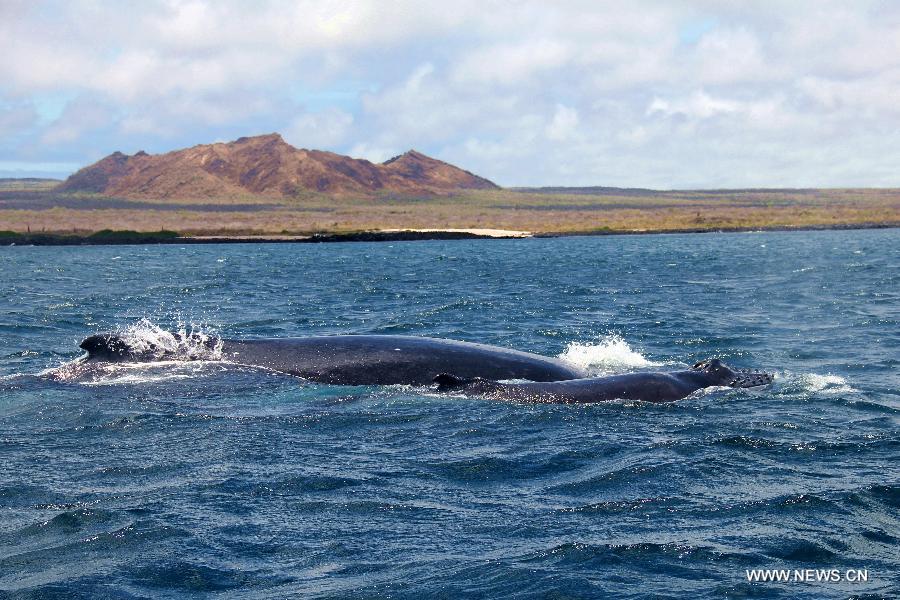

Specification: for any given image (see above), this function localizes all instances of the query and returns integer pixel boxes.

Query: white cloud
[359,62,525,145]
[798,71,900,117]
[348,142,396,163]
[40,98,113,145]
[545,105,580,141]
[3,1,900,185]
[0,103,37,136]
[284,108,354,149]
[691,27,773,85]
[452,39,573,86]
[648,91,741,120]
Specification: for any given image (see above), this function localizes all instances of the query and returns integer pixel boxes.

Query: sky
[2,0,900,188]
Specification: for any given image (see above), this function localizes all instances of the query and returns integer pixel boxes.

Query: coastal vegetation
[0,187,897,240]
[0,229,180,245]
[0,178,61,191]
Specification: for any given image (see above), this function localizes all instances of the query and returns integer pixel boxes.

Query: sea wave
[45,359,229,386]
[558,335,661,374]
[785,372,855,395]
[81,362,228,386]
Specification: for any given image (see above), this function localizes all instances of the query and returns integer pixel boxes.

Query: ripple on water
[128,562,290,593]
[1,230,898,599]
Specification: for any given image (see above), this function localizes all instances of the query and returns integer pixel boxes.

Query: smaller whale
[434,359,774,403]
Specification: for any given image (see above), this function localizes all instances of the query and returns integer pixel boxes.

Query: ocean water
[0,229,898,599]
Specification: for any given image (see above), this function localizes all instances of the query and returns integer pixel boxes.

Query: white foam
[558,335,661,375]
[42,319,223,383]
[80,361,224,386]
[39,355,87,380]
[45,357,226,385]
[115,318,223,361]
[796,373,855,395]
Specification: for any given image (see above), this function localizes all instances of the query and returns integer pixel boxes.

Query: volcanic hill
[58,133,499,198]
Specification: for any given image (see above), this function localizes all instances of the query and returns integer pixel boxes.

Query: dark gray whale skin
[79,334,588,385]
[435,359,774,403]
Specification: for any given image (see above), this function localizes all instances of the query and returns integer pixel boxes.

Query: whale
[78,333,588,386]
[433,359,774,403]
[77,333,772,401]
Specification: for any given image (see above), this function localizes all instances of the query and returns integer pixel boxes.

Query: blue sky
[2,1,900,187]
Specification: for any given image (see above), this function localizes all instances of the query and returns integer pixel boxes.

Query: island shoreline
[1,221,897,246]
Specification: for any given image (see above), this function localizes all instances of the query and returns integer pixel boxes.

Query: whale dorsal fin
[434,373,473,391]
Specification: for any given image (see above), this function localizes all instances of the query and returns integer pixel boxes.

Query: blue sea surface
[0,229,898,599]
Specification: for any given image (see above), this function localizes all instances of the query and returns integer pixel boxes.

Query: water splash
[558,335,662,375]
[43,319,223,383]
[113,319,223,361]
[40,355,88,381]
[795,373,855,395]
[79,361,227,386]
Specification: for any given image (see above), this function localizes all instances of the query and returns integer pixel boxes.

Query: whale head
[692,358,773,388]
[80,334,159,361]
[79,331,221,362]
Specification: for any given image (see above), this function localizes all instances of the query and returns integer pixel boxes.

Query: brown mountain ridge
[59,133,499,198]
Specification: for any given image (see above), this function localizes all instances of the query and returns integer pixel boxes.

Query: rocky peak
[233,133,288,146]
[383,149,427,165]
[59,134,499,198]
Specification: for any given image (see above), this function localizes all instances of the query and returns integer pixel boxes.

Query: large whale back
[80,334,587,386]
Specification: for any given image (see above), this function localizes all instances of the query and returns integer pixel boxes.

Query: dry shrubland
[1,187,898,236]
